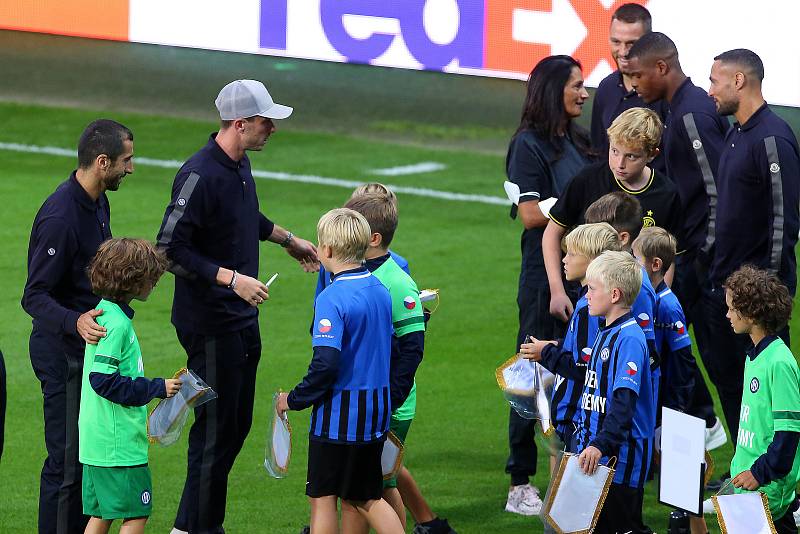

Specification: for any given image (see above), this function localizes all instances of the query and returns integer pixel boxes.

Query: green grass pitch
[1,100,797,533]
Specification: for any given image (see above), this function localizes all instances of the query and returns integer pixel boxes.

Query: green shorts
[383,417,413,489]
[82,464,153,520]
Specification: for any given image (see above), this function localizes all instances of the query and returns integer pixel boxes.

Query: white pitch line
[0,142,509,207]
[368,161,447,176]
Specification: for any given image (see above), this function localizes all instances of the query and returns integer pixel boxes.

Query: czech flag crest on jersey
[403,296,416,310]
[637,313,651,328]
[675,321,686,334]
[626,362,638,376]
[581,347,591,362]
[318,318,332,333]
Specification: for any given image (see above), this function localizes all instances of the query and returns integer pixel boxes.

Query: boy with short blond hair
[523,223,621,443]
[278,208,403,534]
[527,251,655,533]
[542,107,683,324]
[724,266,800,533]
[79,238,182,534]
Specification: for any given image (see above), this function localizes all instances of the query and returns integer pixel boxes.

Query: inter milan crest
[600,347,610,362]
[642,210,655,228]
[750,377,760,393]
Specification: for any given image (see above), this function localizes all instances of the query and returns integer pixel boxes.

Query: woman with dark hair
[503,54,592,516]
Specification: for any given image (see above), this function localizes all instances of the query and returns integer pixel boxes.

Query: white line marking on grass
[0,142,509,206]
[368,162,447,176]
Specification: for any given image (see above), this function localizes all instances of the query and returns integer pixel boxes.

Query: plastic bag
[496,355,554,431]
[542,453,615,534]
[147,368,217,446]
[381,431,405,480]
[264,392,292,479]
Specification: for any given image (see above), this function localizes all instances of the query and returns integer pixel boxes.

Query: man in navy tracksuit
[590,3,666,171]
[157,80,318,534]
[626,31,729,449]
[22,119,134,534]
[703,49,800,444]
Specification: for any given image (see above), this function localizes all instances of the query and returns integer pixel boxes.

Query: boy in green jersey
[79,239,182,534]
[339,191,455,534]
[724,265,800,533]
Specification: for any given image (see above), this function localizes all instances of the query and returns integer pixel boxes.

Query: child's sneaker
[412,517,458,533]
[504,484,543,516]
[705,417,728,450]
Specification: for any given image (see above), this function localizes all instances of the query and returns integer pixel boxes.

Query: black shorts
[306,438,384,501]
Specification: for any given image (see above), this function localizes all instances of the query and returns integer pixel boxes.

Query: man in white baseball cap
[158,79,316,534]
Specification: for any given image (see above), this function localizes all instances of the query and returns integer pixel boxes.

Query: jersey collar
[737,102,770,132]
[331,266,369,281]
[747,334,779,361]
[365,253,391,273]
[603,311,633,330]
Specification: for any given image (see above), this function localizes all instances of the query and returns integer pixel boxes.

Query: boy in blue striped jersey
[525,251,655,534]
[522,223,621,447]
[633,227,701,416]
[278,208,403,534]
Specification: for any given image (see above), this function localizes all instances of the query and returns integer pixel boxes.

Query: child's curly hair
[725,265,793,335]
[88,238,169,301]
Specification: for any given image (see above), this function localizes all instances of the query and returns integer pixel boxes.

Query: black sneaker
[412,518,457,534]
[299,527,310,534]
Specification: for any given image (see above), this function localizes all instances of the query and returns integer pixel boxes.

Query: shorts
[383,417,413,489]
[82,464,153,520]
[306,439,384,501]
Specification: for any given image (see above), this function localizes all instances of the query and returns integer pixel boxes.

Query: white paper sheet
[381,432,404,479]
[545,453,613,533]
[713,493,775,534]
[659,407,706,514]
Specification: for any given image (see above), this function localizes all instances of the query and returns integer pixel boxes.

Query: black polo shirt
[157,134,275,335]
[22,172,112,342]
[662,78,729,255]
[506,129,590,284]
[549,161,684,250]
[590,70,668,172]
[711,104,800,293]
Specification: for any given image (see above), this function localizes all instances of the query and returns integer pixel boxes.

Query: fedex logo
[259,0,646,78]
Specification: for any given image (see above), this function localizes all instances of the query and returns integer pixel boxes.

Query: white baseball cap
[215,79,293,120]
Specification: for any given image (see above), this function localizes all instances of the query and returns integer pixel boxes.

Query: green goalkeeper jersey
[731,336,800,518]
[372,257,425,421]
[79,300,149,467]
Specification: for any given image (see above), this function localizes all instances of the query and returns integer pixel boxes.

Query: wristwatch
[280,231,294,248]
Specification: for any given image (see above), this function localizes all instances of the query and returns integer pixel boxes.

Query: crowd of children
[513,96,800,534]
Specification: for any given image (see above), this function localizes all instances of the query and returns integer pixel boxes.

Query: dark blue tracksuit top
[22,172,111,345]
[157,134,275,335]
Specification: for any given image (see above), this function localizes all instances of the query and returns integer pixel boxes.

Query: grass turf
[0,100,796,533]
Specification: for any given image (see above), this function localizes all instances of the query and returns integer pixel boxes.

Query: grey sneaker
[504,484,543,516]
[705,417,728,450]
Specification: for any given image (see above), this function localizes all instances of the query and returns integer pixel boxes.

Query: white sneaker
[505,484,543,516]
[702,498,716,515]
[793,507,800,526]
[170,529,189,534]
[705,418,728,450]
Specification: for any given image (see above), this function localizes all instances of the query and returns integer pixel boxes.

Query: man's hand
[286,237,319,272]
[549,291,574,323]
[520,338,556,361]
[77,309,106,345]
[164,378,183,398]
[578,445,603,475]
[732,470,760,490]
[234,273,269,307]
[276,391,290,418]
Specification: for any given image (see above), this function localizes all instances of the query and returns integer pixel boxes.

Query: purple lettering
[320,0,398,63]
[260,0,288,49]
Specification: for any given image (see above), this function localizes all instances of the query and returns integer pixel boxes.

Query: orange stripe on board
[0,0,129,41]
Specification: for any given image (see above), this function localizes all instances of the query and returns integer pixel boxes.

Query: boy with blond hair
[278,208,402,534]
[525,251,655,533]
[79,238,182,534]
[521,223,621,445]
[542,107,683,324]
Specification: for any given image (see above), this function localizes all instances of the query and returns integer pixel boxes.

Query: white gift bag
[542,453,615,534]
[147,368,217,446]
[264,392,292,479]
[381,431,405,480]
[712,492,776,534]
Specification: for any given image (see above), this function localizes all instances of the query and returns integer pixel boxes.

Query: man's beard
[716,99,739,117]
